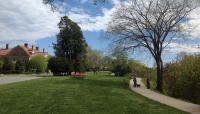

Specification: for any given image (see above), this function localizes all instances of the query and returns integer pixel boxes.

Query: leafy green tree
[111,50,130,76]
[86,47,103,71]
[102,56,113,71]
[48,57,73,75]
[54,16,87,73]
[128,60,149,77]
[112,63,132,76]
[29,56,48,73]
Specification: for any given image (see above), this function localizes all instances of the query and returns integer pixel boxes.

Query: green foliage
[112,63,132,76]
[111,50,129,76]
[101,56,113,71]
[142,68,157,90]
[54,16,87,73]
[0,58,30,74]
[74,61,85,73]
[111,59,149,77]
[2,58,15,72]
[85,47,104,71]
[163,55,200,104]
[16,60,29,73]
[86,47,149,77]
[0,58,4,71]
[48,57,73,75]
[128,60,149,77]
[29,56,48,73]
[111,50,147,77]
[0,57,47,74]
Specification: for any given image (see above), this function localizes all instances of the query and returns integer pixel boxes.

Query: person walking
[133,77,137,87]
[147,78,150,89]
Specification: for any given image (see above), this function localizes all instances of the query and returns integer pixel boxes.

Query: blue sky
[36,0,116,55]
[36,31,110,56]
[1,0,200,66]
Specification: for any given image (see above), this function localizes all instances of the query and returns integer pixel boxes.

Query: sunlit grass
[0,72,188,114]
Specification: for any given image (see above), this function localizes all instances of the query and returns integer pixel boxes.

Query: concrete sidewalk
[0,76,41,85]
[130,78,200,114]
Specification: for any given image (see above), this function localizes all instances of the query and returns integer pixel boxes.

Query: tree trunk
[155,55,163,92]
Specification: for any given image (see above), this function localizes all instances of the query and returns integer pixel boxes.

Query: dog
[136,84,141,87]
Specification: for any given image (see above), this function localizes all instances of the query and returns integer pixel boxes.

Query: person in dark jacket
[133,77,137,87]
[147,78,150,89]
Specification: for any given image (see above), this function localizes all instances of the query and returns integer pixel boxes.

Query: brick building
[0,43,48,61]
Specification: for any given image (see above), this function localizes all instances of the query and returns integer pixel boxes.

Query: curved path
[130,78,200,114]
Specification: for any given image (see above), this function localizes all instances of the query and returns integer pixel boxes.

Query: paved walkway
[130,78,200,114]
[0,76,41,85]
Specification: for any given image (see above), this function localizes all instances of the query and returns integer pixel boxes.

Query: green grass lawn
[0,72,188,114]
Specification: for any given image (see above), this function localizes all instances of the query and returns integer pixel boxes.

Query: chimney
[36,46,39,51]
[43,48,45,53]
[24,43,28,48]
[32,45,34,50]
[6,44,9,49]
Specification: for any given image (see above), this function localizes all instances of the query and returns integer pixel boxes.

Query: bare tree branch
[107,0,197,91]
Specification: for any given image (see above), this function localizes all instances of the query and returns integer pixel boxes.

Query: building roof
[0,49,10,56]
[0,44,48,58]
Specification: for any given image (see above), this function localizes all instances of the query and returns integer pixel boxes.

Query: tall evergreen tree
[54,16,87,73]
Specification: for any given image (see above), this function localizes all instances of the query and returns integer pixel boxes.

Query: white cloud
[1,0,200,57]
[66,0,200,55]
[166,43,200,53]
[67,4,119,31]
[110,0,121,5]
[185,7,200,38]
[0,0,61,41]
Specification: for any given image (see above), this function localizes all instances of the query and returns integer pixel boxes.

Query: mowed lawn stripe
[0,72,188,114]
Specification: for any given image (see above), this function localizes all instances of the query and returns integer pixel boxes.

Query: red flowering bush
[71,72,86,77]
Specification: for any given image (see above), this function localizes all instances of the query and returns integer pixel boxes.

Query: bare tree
[107,0,196,92]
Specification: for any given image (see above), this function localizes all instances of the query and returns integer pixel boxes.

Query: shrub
[29,56,48,73]
[48,57,73,76]
[74,62,86,73]
[111,59,149,77]
[0,58,4,72]
[112,63,132,76]
[16,60,29,73]
[2,70,21,74]
[2,58,15,72]
[163,55,200,104]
